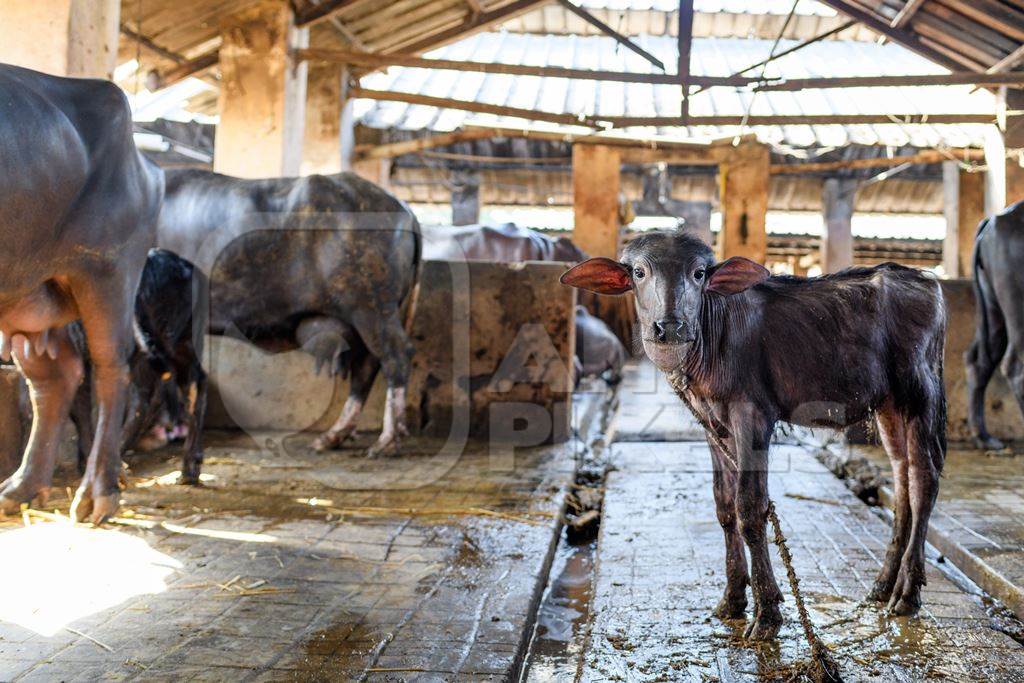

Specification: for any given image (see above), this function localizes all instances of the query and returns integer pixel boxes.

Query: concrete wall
[942,279,1024,443]
[206,260,576,443]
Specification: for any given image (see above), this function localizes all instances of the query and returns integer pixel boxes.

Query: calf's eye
[633,267,645,280]
[694,269,706,281]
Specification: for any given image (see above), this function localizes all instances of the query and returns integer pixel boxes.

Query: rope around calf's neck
[666,368,842,683]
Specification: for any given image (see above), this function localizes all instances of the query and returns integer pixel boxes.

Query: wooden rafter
[756,71,1024,90]
[149,49,220,90]
[556,0,666,71]
[400,0,551,56]
[348,87,994,127]
[677,0,694,120]
[891,0,927,29]
[815,0,966,72]
[296,47,757,86]
[295,0,361,27]
[770,149,984,175]
[120,24,185,65]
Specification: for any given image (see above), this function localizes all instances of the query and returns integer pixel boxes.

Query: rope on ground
[667,368,843,683]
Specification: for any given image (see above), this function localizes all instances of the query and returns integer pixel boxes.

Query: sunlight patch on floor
[0,522,181,637]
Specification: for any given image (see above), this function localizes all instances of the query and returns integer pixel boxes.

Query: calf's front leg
[709,437,748,619]
[732,413,783,641]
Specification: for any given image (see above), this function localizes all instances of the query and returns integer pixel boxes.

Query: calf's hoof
[743,604,783,641]
[713,595,747,620]
[886,593,921,617]
[865,582,893,604]
[179,456,203,486]
[70,490,119,525]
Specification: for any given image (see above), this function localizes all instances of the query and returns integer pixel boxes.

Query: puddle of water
[522,540,596,682]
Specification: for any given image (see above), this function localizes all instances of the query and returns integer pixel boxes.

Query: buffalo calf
[562,231,946,639]
[70,249,208,484]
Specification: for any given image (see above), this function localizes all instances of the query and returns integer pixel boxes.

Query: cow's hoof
[313,430,351,452]
[366,436,400,459]
[713,596,747,620]
[743,605,782,641]
[70,490,119,525]
[976,435,1006,451]
[0,477,45,514]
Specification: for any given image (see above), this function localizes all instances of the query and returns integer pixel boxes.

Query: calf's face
[560,232,769,371]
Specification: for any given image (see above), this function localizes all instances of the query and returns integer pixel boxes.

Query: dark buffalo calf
[70,249,208,484]
[562,231,946,639]
[965,201,1024,449]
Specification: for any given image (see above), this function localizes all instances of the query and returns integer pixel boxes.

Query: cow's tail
[402,212,423,336]
[971,217,995,368]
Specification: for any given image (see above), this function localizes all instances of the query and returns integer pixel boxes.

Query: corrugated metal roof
[504,0,879,41]
[356,33,995,148]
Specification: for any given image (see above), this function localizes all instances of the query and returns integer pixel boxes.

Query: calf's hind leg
[887,413,942,616]
[867,403,911,604]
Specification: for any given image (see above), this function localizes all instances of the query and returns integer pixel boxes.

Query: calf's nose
[652,318,689,344]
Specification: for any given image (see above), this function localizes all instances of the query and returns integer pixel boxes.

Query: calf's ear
[706,257,770,296]
[560,257,632,295]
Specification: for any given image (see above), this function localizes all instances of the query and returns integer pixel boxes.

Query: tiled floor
[0,432,577,682]
[581,441,1024,682]
[858,443,1024,622]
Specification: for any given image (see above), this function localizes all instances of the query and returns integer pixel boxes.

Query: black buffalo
[69,249,208,484]
[156,169,420,457]
[966,202,1024,449]
[562,231,946,638]
[0,65,163,523]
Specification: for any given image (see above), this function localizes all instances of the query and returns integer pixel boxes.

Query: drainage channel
[519,381,616,682]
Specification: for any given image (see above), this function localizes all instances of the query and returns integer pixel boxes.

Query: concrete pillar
[452,170,481,226]
[301,64,341,176]
[717,140,769,263]
[943,161,986,278]
[820,177,856,273]
[573,144,622,259]
[214,0,308,179]
[985,90,1024,213]
[352,157,392,189]
[0,0,119,79]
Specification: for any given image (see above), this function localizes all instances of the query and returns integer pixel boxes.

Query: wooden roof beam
[756,71,1024,90]
[891,0,927,29]
[296,47,758,86]
[678,0,694,120]
[556,0,666,71]
[120,24,185,65]
[816,0,966,72]
[348,88,994,127]
[770,149,984,175]
[295,0,362,27]
[147,48,220,90]
[401,0,551,56]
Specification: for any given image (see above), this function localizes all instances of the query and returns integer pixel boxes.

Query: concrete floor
[3,361,1024,681]
[0,432,576,681]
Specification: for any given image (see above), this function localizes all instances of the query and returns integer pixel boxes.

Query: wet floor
[0,432,576,681]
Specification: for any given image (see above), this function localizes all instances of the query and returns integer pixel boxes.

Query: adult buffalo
[0,65,163,523]
[966,201,1024,449]
[157,169,420,457]
[423,223,627,380]
[422,222,585,262]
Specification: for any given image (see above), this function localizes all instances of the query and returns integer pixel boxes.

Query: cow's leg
[888,409,942,616]
[348,309,413,458]
[68,277,136,524]
[868,402,911,603]
[1003,344,1024,436]
[732,414,783,641]
[178,362,207,484]
[709,436,748,619]
[314,343,378,451]
[0,328,83,510]
[69,369,94,475]
[965,272,1008,449]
